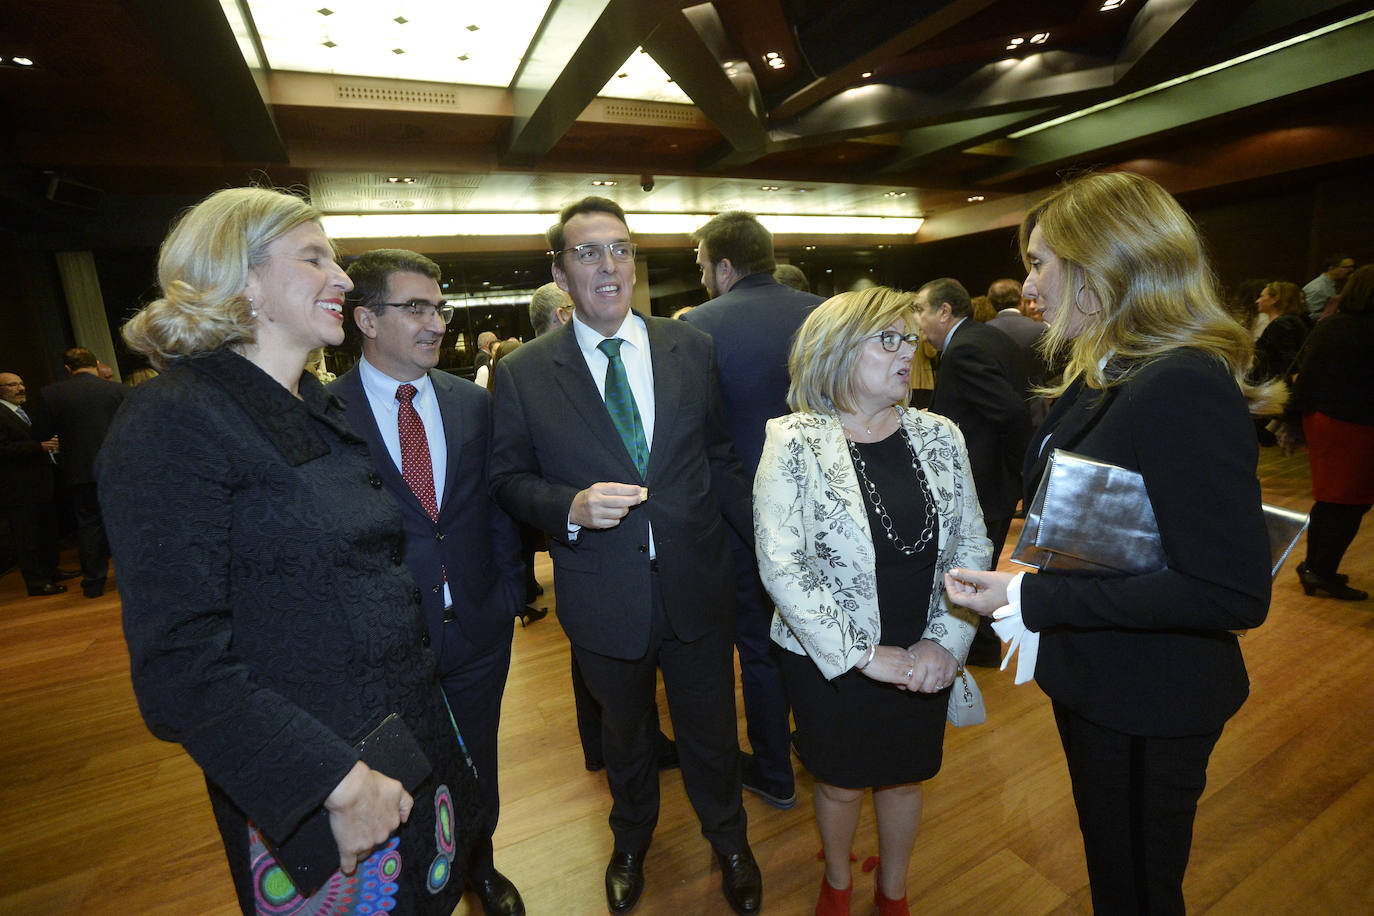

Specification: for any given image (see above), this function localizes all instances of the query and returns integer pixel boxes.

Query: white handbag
[946,667,986,727]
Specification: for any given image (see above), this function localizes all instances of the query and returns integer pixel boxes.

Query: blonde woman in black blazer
[944,172,1282,915]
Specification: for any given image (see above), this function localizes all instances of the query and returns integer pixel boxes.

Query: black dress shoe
[26,583,67,597]
[741,752,797,810]
[469,869,525,916]
[714,847,763,915]
[605,849,646,914]
[55,568,81,581]
[82,584,104,599]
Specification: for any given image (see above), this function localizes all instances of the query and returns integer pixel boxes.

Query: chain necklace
[844,410,937,556]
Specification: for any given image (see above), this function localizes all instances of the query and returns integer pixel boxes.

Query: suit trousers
[728,529,795,793]
[1053,700,1222,916]
[2,503,58,587]
[572,571,747,856]
[440,624,514,880]
[69,482,111,589]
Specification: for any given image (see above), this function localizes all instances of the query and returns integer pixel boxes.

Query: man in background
[529,281,573,337]
[683,210,823,811]
[0,371,69,596]
[1304,254,1355,320]
[36,348,125,598]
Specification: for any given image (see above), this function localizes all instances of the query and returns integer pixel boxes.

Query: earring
[248,296,257,318]
[1074,286,1103,317]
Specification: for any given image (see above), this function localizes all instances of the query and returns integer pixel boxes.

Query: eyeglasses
[377,300,457,324]
[867,330,920,351]
[553,242,638,265]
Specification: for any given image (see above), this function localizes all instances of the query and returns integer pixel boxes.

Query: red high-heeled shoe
[815,876,851,916]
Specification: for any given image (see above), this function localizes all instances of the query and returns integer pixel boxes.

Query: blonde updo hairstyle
[1019,171,1282,412]
[123,187,322,370]
[787,286,916,414]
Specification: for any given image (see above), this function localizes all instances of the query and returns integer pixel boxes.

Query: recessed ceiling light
[967,195,985,202]
[385,176,417,184]
[1101,0,1125,9]
[765,51,780,60]
[1030,32,1049,44]
[591,179,618,187]
[760,185,781,191]
[768,59,785,69]
[796,188,813,193]
[861,71,873,78]
[1009,37,1024,45]
[466,23,479,32]
[11,56,35,66]
[884,191,907,198]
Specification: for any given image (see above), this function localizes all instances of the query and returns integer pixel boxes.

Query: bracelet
[855,644,878,670]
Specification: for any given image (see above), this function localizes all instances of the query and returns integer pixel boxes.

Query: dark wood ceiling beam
[977,16,1374,184]
[502,0,679,168]
[769,0,1001,121]
[643,5,770,151]
[876,108,1058,174]
[127,0,287,162]
[1113,0,1246,89]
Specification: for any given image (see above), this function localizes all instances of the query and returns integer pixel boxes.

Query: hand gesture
[944,568,1016,617]
[570,482,648,529]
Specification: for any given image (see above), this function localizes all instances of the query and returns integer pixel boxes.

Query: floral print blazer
[754,408,991,680]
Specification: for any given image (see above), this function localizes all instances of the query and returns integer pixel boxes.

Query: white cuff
[989,571,1039,685]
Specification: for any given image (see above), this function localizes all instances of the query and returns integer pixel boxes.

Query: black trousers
[572,573,747,855]
[69,482,111,590]
[440,625,513,881]
[1304,501,1371,577]
[1053,701,1223,916]
[1,502,58,587]
[727,528,794,794]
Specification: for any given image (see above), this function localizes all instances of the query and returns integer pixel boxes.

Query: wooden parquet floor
[1,446,1370,915]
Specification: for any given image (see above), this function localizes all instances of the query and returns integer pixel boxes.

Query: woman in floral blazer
[754,287,989,916]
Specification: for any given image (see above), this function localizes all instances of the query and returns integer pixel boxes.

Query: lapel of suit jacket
[550,322,643,482]
[339,368,428,519]
[804,412,872,541]
[643,317,680,483]
[429,370,467,512]
[1025,375,1117,492]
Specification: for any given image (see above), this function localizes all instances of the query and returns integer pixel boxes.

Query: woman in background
[100,187,479,914]
[945,172,1277,915]
[755,287,987,916]
[1291,264,1374,600]
[1249,280,1308,386]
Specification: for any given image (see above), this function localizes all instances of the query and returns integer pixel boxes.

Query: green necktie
[597,337,649,478]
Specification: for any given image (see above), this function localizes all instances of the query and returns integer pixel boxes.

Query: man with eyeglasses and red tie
[330,249,528,916]
[489,198,763,915]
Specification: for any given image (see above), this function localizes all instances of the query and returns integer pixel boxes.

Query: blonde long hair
[1021,171,1283,412]
[123,187,321,370]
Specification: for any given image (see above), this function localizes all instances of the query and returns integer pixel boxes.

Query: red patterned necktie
[395,383,439,522]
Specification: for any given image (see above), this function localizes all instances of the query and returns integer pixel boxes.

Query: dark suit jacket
[1021,349,1271,736]
[682,273,821,476]
[930,319,1032,520]
[1290,310,1374,426]
[35,373,126,485]
[0,406,54,508]
[331,366,524,674]
[488,316,751,660]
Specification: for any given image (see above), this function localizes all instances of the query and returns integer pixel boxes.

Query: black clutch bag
[1012,449,1307,578]
[262,713,433,897]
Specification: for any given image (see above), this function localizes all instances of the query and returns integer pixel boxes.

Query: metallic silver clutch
[1012,449,1307,578]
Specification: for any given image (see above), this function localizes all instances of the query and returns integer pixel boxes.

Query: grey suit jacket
[488,316,751,659]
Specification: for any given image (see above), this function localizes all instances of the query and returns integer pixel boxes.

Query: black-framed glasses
[552,242,638,265]
[867,330,920,351]
[378,300,456,324]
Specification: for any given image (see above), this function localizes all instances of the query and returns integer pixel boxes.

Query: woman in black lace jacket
[99,187,479,914]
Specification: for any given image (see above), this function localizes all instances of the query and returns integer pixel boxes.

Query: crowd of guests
[4,169,1365,916]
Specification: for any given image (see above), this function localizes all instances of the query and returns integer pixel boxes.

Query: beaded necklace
[843,409,937,556]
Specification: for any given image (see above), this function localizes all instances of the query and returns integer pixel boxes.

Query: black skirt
[781,430,950,788]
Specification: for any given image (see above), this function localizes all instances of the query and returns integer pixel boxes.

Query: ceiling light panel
[597,47,691,104]
[238,0,554,86]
